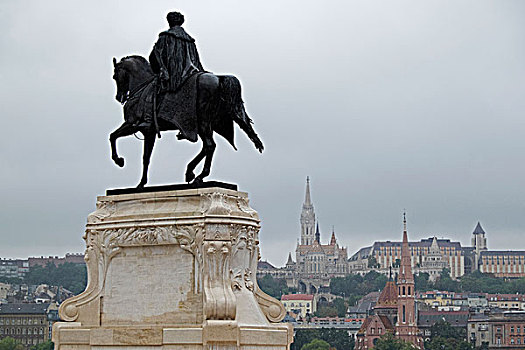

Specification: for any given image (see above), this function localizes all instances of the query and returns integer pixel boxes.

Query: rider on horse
[146,11,204,139]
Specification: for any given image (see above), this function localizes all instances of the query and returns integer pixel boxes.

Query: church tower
[471,222,487,268]
[396,213,423,349]
[300,177,316,245]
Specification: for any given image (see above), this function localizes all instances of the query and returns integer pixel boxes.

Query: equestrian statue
[110,11,264,187]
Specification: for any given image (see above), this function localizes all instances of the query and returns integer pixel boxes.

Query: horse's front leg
[137,131,156,188]
[109,122,137,167]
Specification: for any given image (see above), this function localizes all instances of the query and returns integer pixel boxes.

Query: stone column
[53,187,292,350]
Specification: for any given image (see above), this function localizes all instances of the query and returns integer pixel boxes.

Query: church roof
[375,281,398,308]
[257,260,276,270]
[281,293,314,301]
[357,314,394,334]
[473,222,485,235]
[286,252,294,265]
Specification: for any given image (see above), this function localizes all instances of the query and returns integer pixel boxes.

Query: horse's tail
[219,75,264,153]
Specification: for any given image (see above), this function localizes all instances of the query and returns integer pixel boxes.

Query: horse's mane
[121,55,153,75]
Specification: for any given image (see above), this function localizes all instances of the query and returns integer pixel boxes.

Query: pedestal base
[53,187,292,350]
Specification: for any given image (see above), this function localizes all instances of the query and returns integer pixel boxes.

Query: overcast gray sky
[1,1,524,266]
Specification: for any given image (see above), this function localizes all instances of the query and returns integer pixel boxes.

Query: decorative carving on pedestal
[202,241,236,320]
[59,224,200,322]
[54,188,291,350]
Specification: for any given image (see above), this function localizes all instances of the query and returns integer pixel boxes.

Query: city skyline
[1,1,525,266]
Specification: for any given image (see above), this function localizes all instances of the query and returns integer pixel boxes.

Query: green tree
[0,337,24,350]
[374,333,416,349]
[368,256,379,268]
[24,262,87,294]
[424,321,472,350]
[301,339,330,350]
[434,268,460,292]
[30,341,54,350]
[332,298,347,317]
[415,272,431,291]
[256,275,290,299]
[314,306,338,317]
[292,329,352,350]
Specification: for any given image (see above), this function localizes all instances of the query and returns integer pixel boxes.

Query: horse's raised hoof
[113,157,125,167]
[185,171,195,183]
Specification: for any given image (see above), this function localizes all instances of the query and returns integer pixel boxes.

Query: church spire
[330,227,337,245]
[300,177,316,245]
[286,252,294,265]
[304,176,312,206]
[399,211,413,282]
[315,222,321,243]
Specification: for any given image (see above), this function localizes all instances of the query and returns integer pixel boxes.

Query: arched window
[402,305,406,323]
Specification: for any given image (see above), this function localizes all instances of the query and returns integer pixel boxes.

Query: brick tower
[396,213,423,349]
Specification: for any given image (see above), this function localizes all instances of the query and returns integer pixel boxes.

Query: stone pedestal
[53,187,292,350]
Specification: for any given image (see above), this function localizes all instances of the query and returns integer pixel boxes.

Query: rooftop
[281,294,314,301]
[0,303,50,315]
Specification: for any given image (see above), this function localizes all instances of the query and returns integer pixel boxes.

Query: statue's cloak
[149,26,204,92]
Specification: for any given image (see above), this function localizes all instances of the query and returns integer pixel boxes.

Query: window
[511,326,515,334]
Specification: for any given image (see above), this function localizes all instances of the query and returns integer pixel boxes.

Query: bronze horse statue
[110,56,264,187]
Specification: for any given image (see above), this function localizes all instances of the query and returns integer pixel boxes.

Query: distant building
[281,294,315,319]
[468,311,525,349]
[28,253,85,267]
[487,294,525,311]
[468,312,490,348]
[472,222,488,268]
[0,259,29,279]
[355,217,424,349]
[479,251,525,278]
[0,254,84,280]
[347,292,380,319]
[418,310,469,340]
[258,178,348,294]
[349,236,465,279]
[0,303,51,348]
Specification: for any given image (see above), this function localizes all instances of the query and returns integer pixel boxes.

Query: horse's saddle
[157,72,201,142]
[125,72,200,142]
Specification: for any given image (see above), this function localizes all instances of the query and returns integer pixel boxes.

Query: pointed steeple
[330,227,337,245]
[473,222,485,235]
[399,211,413,282]
[304,176,312,206]
[286,252,294,265]
[315,222,321,243]
[300,177,316,245]
[430,236,440,254]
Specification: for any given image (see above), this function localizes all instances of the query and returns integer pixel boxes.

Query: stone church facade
[258,178,349,294]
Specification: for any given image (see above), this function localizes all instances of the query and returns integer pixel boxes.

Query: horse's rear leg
[137,132,156,188]
[194,136,216,184]
[185,148,206,183]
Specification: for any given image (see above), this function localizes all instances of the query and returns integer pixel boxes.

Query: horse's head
[113,57,130,104]
[112,56,153,104]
